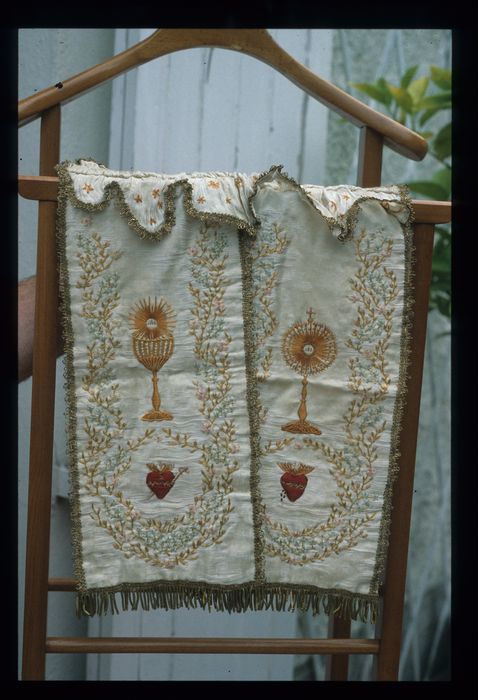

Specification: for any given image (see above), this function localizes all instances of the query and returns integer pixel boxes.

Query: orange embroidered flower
[149,217,157,225]
[208,180,220,189]
[82,183,94,193]
[234,176,243,188]
[134,194,143,203]
[225,196,232,204]
[197,195,206,204]
[152,188,161,198]
[157,200,163,209]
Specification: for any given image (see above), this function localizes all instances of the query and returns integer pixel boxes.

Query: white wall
[18,28,115,680]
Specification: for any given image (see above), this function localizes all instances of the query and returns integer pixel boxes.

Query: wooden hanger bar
[18,29,427,162]
[45,636,380,655]
[17,175,452,224]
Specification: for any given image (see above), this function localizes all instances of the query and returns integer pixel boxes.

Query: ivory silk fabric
[57,159,414,620]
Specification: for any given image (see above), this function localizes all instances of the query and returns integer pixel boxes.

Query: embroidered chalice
[281,308,337,435]
[131,297,176,421]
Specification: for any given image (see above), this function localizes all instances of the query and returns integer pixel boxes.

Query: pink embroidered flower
[81,216,93,226]
[218,338,229,351]
[188,246,199,256]
[294,441,303,450]
[212,297,225,312]
[202,420,212,433]
[230,443,240,454]
[189,319,197,331]
[197,387,206,400]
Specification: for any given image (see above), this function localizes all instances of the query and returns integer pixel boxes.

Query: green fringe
[76,583,378,623]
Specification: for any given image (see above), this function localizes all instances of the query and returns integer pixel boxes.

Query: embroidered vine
[76,227,236,568]
[263,227,399,564]
[249,222,290,382]
[163,222,239,498]
[241,221,294,460]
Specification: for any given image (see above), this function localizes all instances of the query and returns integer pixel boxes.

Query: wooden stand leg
[374,224,435,680]
[21,105,60,681]
[324,125,384,682]
[325,615,351,680]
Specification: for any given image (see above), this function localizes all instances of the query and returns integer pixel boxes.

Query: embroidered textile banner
[57,159,414,620]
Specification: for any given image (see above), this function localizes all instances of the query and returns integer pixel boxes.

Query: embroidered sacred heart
[146,463,188,499]
[278,462,315,502]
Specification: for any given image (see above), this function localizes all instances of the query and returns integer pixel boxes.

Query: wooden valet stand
[18,28,452,681]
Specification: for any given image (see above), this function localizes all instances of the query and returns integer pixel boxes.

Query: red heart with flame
[278,463,315,502]
[146,463,175,499]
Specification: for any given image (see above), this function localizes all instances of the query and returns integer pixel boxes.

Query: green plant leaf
[376,77,392,106]
[432,258,451,273]
[408,76,429,104]
[419,107,441,126]
[400,65,419,89]
[387,85,413,112]
[406,180,449,200]
[432,122,451,161]
[430,65,451,90]
[350,82,390,105]
[417,93,452,110]
[435,295,451,318]
[432,168,451,198]
[418,130,434,140]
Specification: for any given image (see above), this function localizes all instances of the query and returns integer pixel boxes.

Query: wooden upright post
[374,223,435,680]
[325,126,384,682]
[21,105,61,680]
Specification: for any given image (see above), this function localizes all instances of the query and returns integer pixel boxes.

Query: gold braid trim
[76,579,379,623]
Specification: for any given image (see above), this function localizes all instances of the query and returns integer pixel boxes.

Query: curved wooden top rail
[18,29,427,162]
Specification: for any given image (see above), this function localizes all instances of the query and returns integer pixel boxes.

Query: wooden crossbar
[17,175,452,224]
[45,637,380,655]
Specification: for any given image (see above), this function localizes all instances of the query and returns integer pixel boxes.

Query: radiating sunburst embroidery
[130,297,176,421]
[281,308,337,435]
